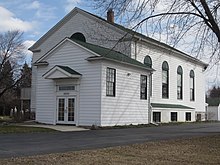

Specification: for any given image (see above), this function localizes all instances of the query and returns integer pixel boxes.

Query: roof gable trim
[43,65,81,79]
[36,38,101,63]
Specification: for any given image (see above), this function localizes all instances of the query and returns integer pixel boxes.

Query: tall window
[177,66,183,99]
[190,70,195,101]
[106,67,116,96]
[162,61,169,98]
[144,55,152,68]
[140,75,147,99]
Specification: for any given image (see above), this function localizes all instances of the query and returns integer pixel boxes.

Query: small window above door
[58,85,75,91]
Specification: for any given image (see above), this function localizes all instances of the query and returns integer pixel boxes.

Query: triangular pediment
[43,65,81,79]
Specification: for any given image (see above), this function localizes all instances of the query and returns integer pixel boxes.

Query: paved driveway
[0,122,220,158]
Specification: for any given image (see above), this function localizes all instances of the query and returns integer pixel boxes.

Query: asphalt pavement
[0,122,220,158]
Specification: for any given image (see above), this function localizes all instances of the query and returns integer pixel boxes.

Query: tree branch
[200,0,220,42]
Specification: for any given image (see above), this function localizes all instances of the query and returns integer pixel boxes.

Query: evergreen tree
[20,63,32,88]
[0,61,14,94]
[0,61,16,115]
[209,86,220,98]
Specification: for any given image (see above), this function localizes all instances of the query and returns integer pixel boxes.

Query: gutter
[33,61,49,66]
[86,56,155,72]
[133,35,208,69]
[148,72,153,124]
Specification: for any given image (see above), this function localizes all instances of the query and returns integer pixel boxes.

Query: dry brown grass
[1,135,220,165]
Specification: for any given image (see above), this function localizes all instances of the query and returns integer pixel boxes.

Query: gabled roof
[30,7,207,68]
[29,7,128,51]
[35,37,154,71]
[43,65,81,79]
[56,65,81,75]
[151,103,194,109]
[206,98,220,106]
[72,39,154,71]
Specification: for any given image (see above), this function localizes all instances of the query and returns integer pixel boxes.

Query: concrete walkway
[18,122,89,132]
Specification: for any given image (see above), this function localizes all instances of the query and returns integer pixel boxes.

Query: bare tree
[92,0,220,64]
[0,31,25,98]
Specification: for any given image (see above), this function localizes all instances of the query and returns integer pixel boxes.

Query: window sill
[106,95,116,97]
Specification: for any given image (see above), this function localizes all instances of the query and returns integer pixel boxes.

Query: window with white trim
[140,75,147,99]
[171,112,177,121]
[190,70,195,101]
[162,61,169,98]
[58,85,75,91]
[106,67,116,96]
[177,66,183,100]
[186,112,191,121]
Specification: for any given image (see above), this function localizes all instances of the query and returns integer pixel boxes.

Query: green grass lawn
[0,116,56,133]
[0,116,13,123]
[0,125,56,134]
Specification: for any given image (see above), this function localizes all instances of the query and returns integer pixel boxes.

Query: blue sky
[0,0,94,64]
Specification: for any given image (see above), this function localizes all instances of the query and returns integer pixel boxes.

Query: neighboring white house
[206,98,220,121]
[29,7,208,126]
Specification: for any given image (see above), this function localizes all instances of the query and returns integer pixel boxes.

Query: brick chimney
[107,9,114,23]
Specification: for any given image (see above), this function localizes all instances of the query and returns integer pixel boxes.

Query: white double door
[57,97,76,124]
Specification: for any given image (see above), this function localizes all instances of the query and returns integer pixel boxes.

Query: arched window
[70,32,86,42]
[190,70,195,101]
[144,55,152,68]
[177,66,183,99]
[162,61,169,98]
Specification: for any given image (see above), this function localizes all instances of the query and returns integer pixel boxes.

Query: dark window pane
[190,71,195,101]
[153,112,161,122]
[186,112,191,121]
[106,68,116,96]
[177,66,183,99]
[140,75,147,99]
[162,62,169,98]
[171,112,177,121]
[144,55,152,68]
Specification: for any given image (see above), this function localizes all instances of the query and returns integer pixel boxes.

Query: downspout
[218,104,220,121]
[134,40,137,60]
[148,72,153,123]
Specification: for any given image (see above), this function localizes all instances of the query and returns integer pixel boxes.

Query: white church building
[29,8,208,126]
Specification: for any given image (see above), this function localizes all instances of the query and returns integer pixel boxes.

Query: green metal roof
[72,39,153,71]
[56,65,81,75]
[151,103,194,109]
[206,98,220,106]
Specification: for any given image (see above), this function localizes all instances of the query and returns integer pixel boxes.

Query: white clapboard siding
[100,61,150,126]
[132,41,206,121]
[35,40,102,125]
[32,12,131,63]
[31,11,132,114]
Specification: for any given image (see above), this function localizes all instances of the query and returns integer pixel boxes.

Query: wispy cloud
[23,40,36,65]
[64,0,81,13]
[0,6,33,32]
[19,1,41,10]
[22,1,57,21]
[26,1,41,10]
